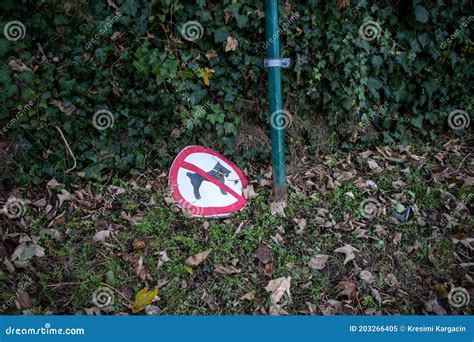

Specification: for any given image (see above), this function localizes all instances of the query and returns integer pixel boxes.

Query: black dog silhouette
[186,162,231,200]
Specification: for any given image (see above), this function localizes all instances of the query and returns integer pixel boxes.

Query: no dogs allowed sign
[168,146,248,217]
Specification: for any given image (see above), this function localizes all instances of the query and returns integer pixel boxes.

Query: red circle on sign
[168,146,248,217]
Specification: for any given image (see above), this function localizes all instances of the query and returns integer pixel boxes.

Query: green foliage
[0,0,472,186]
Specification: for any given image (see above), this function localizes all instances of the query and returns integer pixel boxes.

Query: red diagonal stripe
[180,161,243,201]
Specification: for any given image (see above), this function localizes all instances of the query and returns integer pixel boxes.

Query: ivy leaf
[0,63,10,83]
[367,78,383,90]
[410,115,423,129]
[130,287,159,313]
[371,55,383,68]
[418,33,429,47]
[123,0,139,15]
[214,29,229,43]
[95,48,107,64]
[0,39,11,56]
[414,5,429,23]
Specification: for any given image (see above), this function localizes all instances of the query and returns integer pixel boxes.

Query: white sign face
[168,146,248,217]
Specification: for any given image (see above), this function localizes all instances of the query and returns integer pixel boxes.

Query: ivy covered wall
[0,0,472,186]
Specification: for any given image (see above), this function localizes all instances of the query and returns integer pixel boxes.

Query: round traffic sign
[168,146,248,217]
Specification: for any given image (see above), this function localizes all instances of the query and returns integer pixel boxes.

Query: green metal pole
[265,0,287,201]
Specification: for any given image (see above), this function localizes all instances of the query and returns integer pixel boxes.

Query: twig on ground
[99,282,133,304]
[54,125,77,173]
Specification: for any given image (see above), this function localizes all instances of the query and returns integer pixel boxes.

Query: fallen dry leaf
[205,50,218,60]
[424,298,447,315]
[337,0,350,11]
[130,287,159,313]
[255,242,273,264]
[384,273,400,287]
[243,184,258,199]
[240,291,256,301]
[144,305,160,315]
[156,251,170,269]
[308,254,329,270]
[391,180,406,190]
[50,99,77,116]
[121,285,134,300]
[201,68,215,86]
[3,258,15,273]
[344,191,355,199]
[115,253,151,281]
[8,59,32,72]
[336,171,354,182]
[269,304,289,315]
[265,276,291,304]
[132,240,146,250]
[57,189,74,207]
[294,218,307,234]
[110,31,122,41]
[225,36,238,51]
[370,287,382,306]
[46,179,62,194]
[359,270,375,284]
[367,159,379,170]
[214,264,242,275]
[435,284,449,299]
[185,250,210,266]
[16,291,32,309]
[163,196,174,205]
[271,233,284,244]
[336,281,357,299]
[393,232,402,245]
[354,227,368,239]
[93,230,111,242]
[31,197,47,207]
[255,242,274,276]
[270,201,286,217]
[11,243,45,261]
[334,244,359,265]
